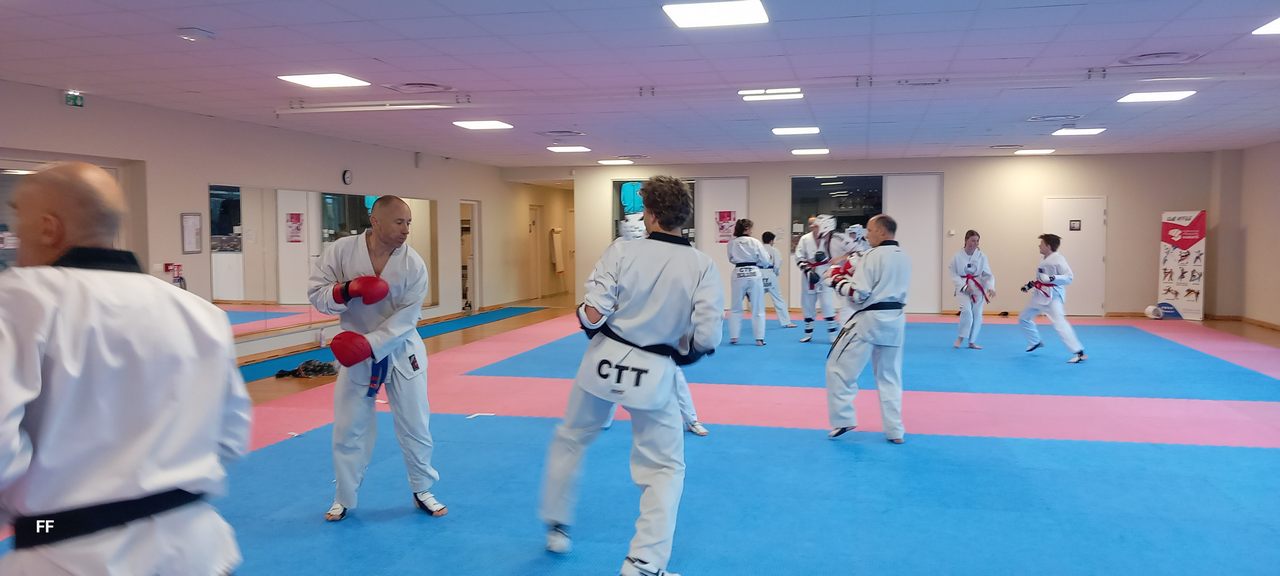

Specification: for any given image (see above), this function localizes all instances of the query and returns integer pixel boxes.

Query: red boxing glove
[828,260,853,287]
[333,276,390,305]
[330,331,373,367]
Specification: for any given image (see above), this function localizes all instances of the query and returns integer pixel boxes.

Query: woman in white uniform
[727,218,768,345]
[949,230,996,349]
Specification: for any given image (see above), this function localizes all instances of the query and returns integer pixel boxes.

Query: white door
[1043,197,1106,316]
[460,201,477,311]
[883,174,942,313]
[528,205,544,299]
[276,189,314,304]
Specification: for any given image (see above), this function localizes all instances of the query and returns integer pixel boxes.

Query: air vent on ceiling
[617,154,649,159]
[1026,114,1082,122]
[989,144,1024,149]
[896,78,948,86]
[537,130,587,137]
[1116,52,1201,66]
[382,82,453,94]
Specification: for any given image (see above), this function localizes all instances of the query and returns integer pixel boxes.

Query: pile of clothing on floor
[275,359,339,379]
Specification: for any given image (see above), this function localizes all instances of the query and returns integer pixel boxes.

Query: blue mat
[239,307,542,382]
[169,414,1280,575]
[468,323,1280,401]
[226,311,299,325]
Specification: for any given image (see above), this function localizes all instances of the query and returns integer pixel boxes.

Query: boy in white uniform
[949,230,997,349]
[541,176,723,576]
[759,231,797,328]
[309,196,446,521]
[826,215,911,444]
[0,163,251,575]
[1019,233,1087,364]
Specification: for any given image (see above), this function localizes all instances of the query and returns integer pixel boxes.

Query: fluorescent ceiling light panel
[737,89,766,95]
[1140,76,1212,82]
[278,74,370,88]
[2,169,36,175]
[548,146,591,153]
[276,102,449,114]
[663,0,769,28]
[819,181,844,186]
[1053,127,1106,136]
[765,88,801,94]
[813,175,839,179]
[743,93,804,101]
[791,148,829,155]
[453,120,513,130]
[1117,91,1196,103]
[598,159,634,165]
[1014,149,1056,155]
[772,127,820,135]
[1252,16,1280,34]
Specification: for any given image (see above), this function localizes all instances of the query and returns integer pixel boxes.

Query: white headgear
[816,214,836,235]
[846,224,866,242]
[618,212,646,241]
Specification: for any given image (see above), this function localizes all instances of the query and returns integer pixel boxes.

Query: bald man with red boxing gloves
[308,196,446,523]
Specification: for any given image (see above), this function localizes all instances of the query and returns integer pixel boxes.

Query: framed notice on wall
[181,213,202,254]
[286,212,303,243]
[716,210,736,243]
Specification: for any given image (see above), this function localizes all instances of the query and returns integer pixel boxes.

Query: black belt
[734,262,758,268]
[828,301,907,359]
[13,489,203,549]
[598,324,711,367]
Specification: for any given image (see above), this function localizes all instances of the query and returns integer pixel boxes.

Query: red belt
[962,274,989,303]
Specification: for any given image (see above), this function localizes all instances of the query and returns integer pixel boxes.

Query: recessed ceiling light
[819,181,844,186]
[2,169,36,175]
[737,89,766,95]
[1254,16,1280,34]
[598,159,634,165]
[813,175,840,179]
[1140,76,1212,82]
[772,127,820,135]
[278,74,370,88]
[1014,149,1056,155]
[548,146,591,153]
[792,148,829,155]
[765,87,800,94]
[176,27,215,42]
[1026,114,1081,122]
[1053,127,1106,136]
[1118,91,1195,103]
[743,93,803,102]
[828,191,849,197]
[663,0,769,29]
[453,120,513,130]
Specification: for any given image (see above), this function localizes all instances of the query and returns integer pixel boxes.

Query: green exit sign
[64,91,84,108]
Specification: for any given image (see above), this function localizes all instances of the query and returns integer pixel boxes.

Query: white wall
[1241,141,1280,327]
[506,152,1219,315]
[693,178,749,301]
[482,183,574,306]
[0,79,539,319]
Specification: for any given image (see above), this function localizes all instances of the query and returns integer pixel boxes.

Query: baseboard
[1206,314,1243,321]
[1243,316,1280,332]
[214,299,280,306]
[1104,312,1147,318]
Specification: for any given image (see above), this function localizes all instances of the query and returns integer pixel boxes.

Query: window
[789,175,883,251]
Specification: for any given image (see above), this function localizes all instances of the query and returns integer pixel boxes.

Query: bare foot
[968,343,983,350]
[953,338,963,349]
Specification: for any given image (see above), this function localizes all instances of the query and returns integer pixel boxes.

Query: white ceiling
[1,0,1278,167]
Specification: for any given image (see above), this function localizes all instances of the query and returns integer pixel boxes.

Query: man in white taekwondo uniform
[759,231,797,328]
[308,195,446,522]
[795,214,851,343]
[726,218,769,345]
[0,162,252,575]
[950,230,997,349]
[541,176,723,576]
[602,216,710,437]
[825,215,911,444]
[1019,233,1087,364]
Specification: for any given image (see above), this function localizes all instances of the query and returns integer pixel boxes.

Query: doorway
[460,200,479,312]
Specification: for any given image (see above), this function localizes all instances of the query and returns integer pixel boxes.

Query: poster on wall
[1157,210,1206,321]
[286,212,304,243]
[716,210,736,243]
